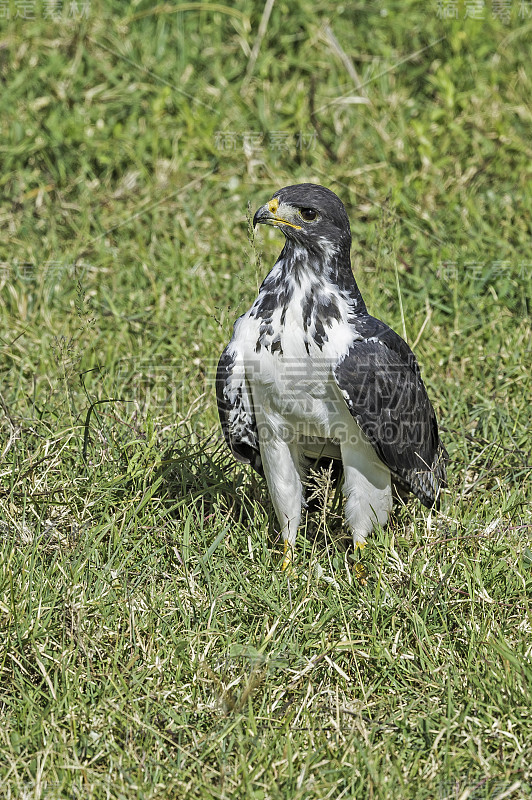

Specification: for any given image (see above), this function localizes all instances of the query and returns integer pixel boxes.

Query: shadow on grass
[158,435,269,527]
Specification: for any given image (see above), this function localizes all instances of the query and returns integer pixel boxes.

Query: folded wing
[334,320,448,507]
[216,345,263,475]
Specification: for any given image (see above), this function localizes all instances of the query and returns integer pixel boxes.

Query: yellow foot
[354,541,367,585]
[354,562,368,585]
[281,541,296,575]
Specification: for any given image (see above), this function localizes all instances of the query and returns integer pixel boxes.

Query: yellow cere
[268,196,302,230]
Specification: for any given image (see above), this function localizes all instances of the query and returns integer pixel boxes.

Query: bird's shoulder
[345,313,421,376]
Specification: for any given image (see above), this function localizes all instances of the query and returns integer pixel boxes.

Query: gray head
[253,183,351,254]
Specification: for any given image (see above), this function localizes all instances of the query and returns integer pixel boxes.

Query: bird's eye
[299,208,318,222]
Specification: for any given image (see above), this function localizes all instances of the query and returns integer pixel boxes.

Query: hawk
[217,184,447,571]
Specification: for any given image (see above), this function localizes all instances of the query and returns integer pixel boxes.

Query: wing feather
[216,345,263,475]
[334,320,448,507]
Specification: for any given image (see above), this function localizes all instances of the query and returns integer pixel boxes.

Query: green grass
[1,1,531,797]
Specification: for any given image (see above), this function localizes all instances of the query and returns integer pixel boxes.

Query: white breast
[234,279,360,445]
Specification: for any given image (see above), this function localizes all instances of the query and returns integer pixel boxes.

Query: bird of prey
[217,183,447,571]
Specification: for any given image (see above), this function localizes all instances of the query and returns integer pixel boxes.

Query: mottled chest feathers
[251,274,345,355]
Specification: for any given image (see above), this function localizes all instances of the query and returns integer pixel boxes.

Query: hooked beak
[253,197,302,230]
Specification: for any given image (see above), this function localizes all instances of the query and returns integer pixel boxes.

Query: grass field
[1,1,531,797]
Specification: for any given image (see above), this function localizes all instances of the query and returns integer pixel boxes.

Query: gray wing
[216,345,263,476]
[334,321,448,508]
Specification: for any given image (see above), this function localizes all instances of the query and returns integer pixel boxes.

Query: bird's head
[253,183,352,256]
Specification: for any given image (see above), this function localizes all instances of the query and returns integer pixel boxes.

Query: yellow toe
[354,541,367,585]
[281,541,295,574]
[354,562,368,585]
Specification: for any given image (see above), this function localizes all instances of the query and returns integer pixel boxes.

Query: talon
[354,562,368,585]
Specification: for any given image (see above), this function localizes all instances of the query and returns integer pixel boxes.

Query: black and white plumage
[217,184,447,566]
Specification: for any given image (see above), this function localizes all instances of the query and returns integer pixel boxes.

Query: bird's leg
[340,440,393,585]
[282,540,294,572]
[353,541,368,585]
[258,434,302,572]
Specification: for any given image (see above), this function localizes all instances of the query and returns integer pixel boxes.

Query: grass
[0,0,531,797]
